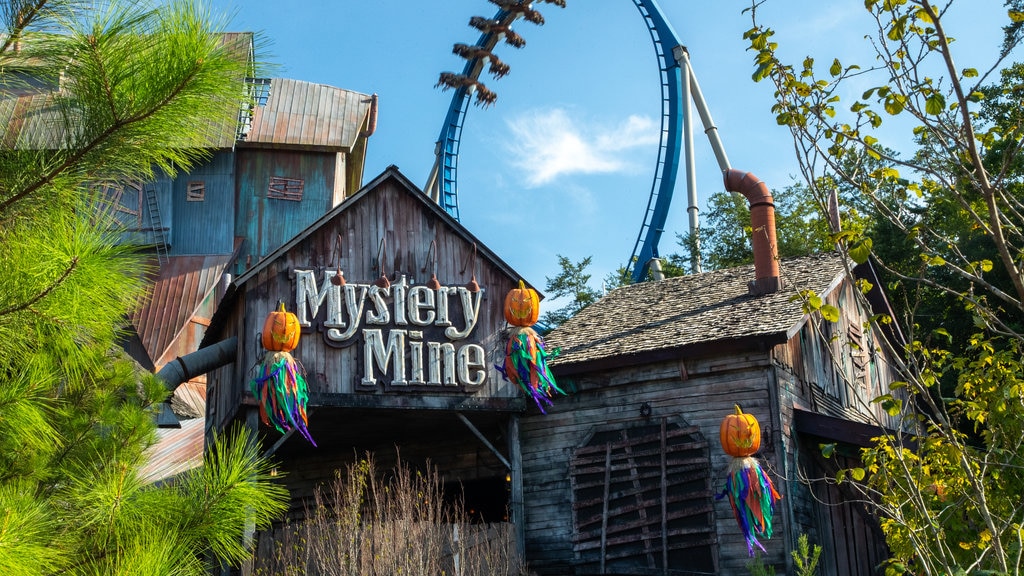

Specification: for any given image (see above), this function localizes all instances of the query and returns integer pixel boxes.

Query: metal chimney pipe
[155,336,239,392]
[724,169,782,295]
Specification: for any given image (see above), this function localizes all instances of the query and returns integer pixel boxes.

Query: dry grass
[252,456,528,576]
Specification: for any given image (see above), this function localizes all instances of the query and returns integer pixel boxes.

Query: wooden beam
[600,444,611,574]
[456,412,511,470]
[793,408,912,448]
[508,415,525,560]
[249,392,526,413]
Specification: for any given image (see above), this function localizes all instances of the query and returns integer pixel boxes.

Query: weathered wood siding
[773,278,900,427]
[771,277,900,575]
[522,350,786,575]
[170,151,235,255]
[235,149,339,272]
[208,174,527,433]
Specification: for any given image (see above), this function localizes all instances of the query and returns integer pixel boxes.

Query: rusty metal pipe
[724,169,781,295]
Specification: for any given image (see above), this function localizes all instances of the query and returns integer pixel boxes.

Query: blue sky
[210,0,1010,299]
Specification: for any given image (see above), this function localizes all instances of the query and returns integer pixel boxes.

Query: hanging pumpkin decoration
[716,405,780,555]
[496,280,566,413]
[504,280,540,326]
[720,405,762,457]
[261,302,301,352]
[250,302,316,446]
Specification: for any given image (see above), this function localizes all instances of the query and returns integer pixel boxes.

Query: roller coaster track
[427,0,730,283]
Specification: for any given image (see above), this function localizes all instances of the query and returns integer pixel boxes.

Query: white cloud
[504,109,658,187]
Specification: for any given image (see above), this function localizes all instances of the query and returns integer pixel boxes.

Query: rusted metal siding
[0,93,65,148]
[170,152,236,256]
[235,149,338,271]
[131,253,233,369]
[243,78,371,150]
[140,416,206,484]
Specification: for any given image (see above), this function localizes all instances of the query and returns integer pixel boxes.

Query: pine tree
[0,1,287,573]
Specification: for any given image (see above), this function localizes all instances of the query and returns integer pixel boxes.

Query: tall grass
[252,455,527,576]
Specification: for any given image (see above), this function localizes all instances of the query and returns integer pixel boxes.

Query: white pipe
[674,46,731,174]
[678,47,701,274]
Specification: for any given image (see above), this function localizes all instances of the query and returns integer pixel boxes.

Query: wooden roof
[241,78,372,150]
[131,253,234,368]
[546,252,847,370]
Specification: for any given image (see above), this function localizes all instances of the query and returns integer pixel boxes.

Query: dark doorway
[446,475,510,523]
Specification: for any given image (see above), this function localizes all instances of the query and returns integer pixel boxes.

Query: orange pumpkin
[262,302,301,352]
[719,404,761,457]
[504,280,540,327]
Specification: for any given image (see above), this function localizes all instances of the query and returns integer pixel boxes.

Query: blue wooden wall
[169,151,236,255]
[235,149,338,272]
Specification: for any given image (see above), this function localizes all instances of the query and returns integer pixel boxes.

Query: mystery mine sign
[293,269,486,390]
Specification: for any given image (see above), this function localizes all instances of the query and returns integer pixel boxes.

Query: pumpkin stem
[278,301,286,313]
[518,279,526,290]
[734,404,743,415]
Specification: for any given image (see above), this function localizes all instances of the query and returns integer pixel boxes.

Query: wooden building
[527,179,903,574]
[0,32,378,479]
[200,166,534,546]
[188,164,903,575]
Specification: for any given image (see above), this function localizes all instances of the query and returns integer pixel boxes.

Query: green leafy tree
[0,1,286,574]
[746,0,1024,573]
[541,255,602,328]
[669,181,871,274]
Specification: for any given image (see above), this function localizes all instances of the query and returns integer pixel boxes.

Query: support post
[678,46,701,274]
[509,414,525,560]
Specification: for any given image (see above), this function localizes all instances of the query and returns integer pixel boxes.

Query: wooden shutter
[570,417,717,575]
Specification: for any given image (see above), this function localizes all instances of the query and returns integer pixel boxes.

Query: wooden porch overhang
[793,408,913,449]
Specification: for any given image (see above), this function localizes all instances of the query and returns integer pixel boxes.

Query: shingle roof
[546,252,847,369]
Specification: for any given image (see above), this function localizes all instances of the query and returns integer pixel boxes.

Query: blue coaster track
[426,0,730,283]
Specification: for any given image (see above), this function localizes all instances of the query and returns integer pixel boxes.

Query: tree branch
[0,256,78,317]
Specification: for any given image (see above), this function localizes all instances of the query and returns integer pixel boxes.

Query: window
[187,181,205,202]
[268,176,304,201]
[100,180,143,228]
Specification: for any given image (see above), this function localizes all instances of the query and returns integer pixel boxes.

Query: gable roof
[203,166,534,347]
[546,252,847,372]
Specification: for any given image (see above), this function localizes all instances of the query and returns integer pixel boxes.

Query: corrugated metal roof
[242,78,372,150]
[140,416,205,484]
[546,253,847,369]
[131,253,233,368]
[0,92,69,149]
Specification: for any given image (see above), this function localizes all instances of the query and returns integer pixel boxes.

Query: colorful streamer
[496,326,565,413]
[250,351,316,446]
[717,456,782,555]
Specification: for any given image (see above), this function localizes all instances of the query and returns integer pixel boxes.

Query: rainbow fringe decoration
[717,456,782,555]
[250,351,316,446]
[497,326,565,413]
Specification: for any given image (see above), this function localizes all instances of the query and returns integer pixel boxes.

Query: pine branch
[0,256,77,317]
[0,63,202,215]
[0,0,49,55]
